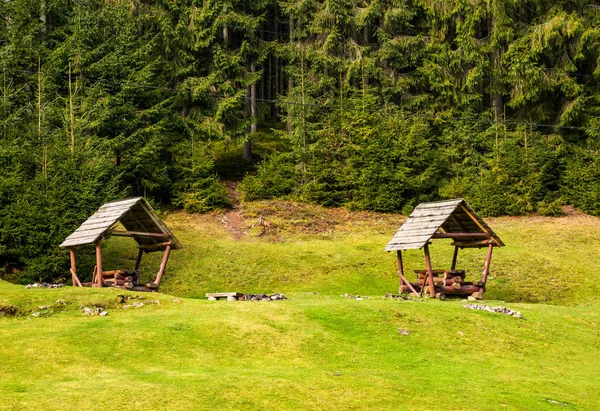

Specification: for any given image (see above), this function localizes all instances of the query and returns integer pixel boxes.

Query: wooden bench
[206,292,243,301]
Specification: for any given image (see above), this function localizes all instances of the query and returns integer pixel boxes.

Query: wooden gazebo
[60,198,182,292]
[385,199,503,300]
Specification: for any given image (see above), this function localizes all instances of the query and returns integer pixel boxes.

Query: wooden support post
[133,248,143,271]
[95,239,103,288]
[451,246,459,271]
[69,247,82,287]
[423,244,436,297]
[481,243,494,285]
[152,243,172,290]
[397,250,418,297]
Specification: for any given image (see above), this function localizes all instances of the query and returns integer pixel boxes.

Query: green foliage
[0,141,120,283]
[239,154,299,201]
[562,148,600,216]
[2,0,600,279]
[173,176,231,213]
[172,154,231,213]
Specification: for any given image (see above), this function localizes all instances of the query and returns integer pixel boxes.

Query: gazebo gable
[60,197,181,251]
[384,198,503,251]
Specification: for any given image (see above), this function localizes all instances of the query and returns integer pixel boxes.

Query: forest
[0,0,599,282]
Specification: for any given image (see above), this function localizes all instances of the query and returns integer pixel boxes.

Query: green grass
[1,280,599,410]
[2,202,600,409]
[98,202,600,305]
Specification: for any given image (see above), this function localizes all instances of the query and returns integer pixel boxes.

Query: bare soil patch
[219,181,245,240]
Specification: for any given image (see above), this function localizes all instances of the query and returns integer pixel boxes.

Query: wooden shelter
[60,198,182,292]
[385,199,503,300]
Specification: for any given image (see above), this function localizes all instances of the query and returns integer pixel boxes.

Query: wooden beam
[138,241,172,251]
[452,239,494,248]
[397,250,418,297]
[423,244,436,297]
[481,243,494,285]
[151,243,172,290]
[458,204,500,246]
[69,247,82,287]
[448,214,467,232]
[94,239,103,287]
[124,208,152,234]
[432,232,492,238]
[134,248,144,271]
[108,230,170,238]
[138,201,168,235]
[451,246,459,270]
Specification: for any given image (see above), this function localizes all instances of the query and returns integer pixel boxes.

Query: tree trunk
[490,2,504,122]
[243,139,252,162]
[244,60,256,163]
[250,61,257,134]
[274,6,280,116]
[286,15,294,132]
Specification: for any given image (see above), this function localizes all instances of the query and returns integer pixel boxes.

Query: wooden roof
[60,198,182,251]
[384,199,504,251]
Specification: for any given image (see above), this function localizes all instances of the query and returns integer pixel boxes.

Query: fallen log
[436,285,482,294]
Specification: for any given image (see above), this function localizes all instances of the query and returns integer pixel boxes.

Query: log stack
[403,270,484,300]
[100,270,141,290]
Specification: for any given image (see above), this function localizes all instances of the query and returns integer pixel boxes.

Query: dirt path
[218,180,245,239]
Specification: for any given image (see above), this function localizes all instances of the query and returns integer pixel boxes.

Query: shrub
[239,154,299,201]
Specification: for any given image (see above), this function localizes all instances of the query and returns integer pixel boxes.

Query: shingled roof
[384,199,503,251]
[60,198,182,251]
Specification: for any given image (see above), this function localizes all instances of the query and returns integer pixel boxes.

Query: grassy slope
[101,202,600,305]
[2,202,600,410]
[1,281,599,410]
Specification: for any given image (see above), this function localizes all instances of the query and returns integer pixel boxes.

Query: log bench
[206,292,243,301]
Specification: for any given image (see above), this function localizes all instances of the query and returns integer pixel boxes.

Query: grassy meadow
[2,201,600,410]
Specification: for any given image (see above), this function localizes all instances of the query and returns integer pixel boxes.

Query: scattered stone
[464,304,524,318]
[342,293,366,300]
[384,293,413,301]
[26,282,64,289]
[467,296,477,302]
[172,298,181,303]
[133,302,144,308]
[117,294,143,304]
[457,331,464,336]
[54,299,66,305]
[398,328,410,336]
[82,307,108,316]
[239,293,287,301]
[38,305,50,310]
[544,399,569,407]
[333,371,342,377]
[147,300,160,305]
[31,312,41,317]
